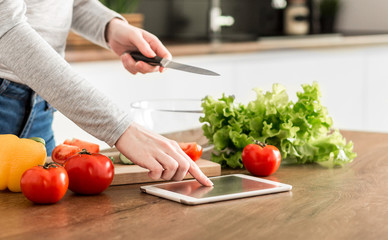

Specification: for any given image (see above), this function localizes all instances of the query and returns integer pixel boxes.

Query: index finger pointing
[188,160,214,187]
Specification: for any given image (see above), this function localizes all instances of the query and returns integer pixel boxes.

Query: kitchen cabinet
[364,47,388,132]
[232,48,366,130]
[54,44,388,148]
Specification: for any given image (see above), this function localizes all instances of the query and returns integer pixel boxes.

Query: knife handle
[129,51,162,66]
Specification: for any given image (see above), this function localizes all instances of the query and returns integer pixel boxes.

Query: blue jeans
[0,78,56,156]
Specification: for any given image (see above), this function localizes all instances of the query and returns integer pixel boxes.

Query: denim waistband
[0,78,32,101]
[0,78,56,154]
[0,78,53,109]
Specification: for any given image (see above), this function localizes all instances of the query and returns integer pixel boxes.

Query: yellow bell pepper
[0,134,46,192]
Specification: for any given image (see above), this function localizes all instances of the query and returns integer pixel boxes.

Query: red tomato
[242,142,281,177]
[64,150,114,195]
[179,142,203,161]
[51,144,82,165]
[20,163,69,204]
[63,138,100,153]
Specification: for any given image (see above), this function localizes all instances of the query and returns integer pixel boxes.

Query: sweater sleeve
[0,0,132,146]
[71,0,126,49]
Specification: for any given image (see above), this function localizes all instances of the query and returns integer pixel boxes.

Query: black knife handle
[129,51,163,66]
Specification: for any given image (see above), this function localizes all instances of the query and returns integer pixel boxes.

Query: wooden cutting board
[48,148,221,186]
[102,150,221,185]
[111,159,221,185]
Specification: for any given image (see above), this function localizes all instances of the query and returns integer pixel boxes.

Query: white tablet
[140,174,292,205]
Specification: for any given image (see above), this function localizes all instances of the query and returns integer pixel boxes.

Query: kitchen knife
[129,51,220,76]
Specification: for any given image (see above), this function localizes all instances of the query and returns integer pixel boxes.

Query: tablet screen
[157,175,279,199]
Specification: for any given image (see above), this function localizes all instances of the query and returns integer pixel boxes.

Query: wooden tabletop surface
[1,130,388,240]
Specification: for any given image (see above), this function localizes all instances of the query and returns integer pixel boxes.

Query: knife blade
[129,51,220,76]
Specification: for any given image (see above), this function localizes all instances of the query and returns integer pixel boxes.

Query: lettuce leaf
[200,82,357,168]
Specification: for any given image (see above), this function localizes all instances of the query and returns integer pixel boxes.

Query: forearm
[0,22,132,146]
[71,0,125,49]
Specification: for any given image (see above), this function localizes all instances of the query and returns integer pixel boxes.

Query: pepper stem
[29,137,46,146]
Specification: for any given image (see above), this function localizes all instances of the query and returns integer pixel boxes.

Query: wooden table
[1,130,388,240]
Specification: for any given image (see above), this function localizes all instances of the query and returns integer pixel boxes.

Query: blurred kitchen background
[56,0,388,149]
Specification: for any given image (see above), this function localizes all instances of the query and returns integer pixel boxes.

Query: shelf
[65,33,388,62]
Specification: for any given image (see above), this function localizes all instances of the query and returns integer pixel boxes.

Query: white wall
[337,0,388,32]
[54,44,388,149]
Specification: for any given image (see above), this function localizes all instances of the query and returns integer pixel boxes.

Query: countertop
[65,33,388,62]
[1,130,388,240]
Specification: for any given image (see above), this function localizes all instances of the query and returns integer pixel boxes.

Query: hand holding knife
[129,51,220,76]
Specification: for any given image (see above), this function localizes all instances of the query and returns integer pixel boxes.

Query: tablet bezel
[140,174,292,205]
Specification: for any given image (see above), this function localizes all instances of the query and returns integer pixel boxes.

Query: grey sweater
[0,0,132,146]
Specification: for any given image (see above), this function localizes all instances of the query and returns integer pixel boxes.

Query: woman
[0,0,213,186]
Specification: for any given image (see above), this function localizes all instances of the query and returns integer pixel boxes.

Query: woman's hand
[115,122,214,187]
[106,18,172,75]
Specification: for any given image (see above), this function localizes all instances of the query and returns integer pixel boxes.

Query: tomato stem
[253,140,266,148]
[79,149,92,155]
[41,162,60,169]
